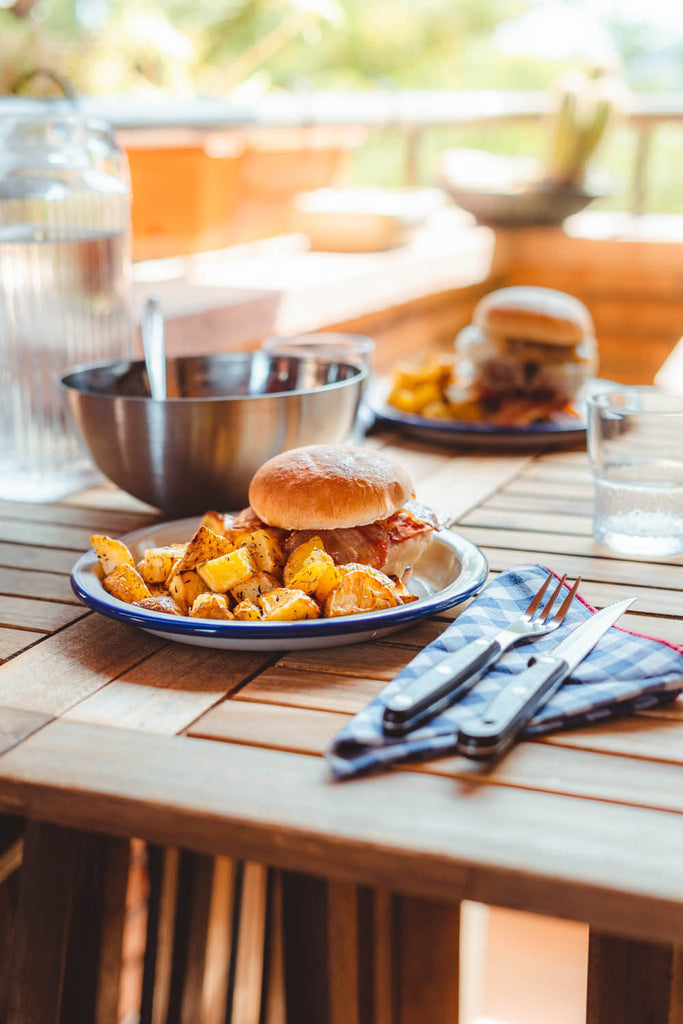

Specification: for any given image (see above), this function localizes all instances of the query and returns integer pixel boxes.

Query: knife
[456,597,636,760]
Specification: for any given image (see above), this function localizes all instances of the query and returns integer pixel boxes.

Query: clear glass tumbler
[587,387,683,557]
[262,332,375,374]
[0,105,135,501]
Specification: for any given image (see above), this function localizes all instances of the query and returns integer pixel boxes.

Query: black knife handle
[457,655,568,759]
[382,636,500,736]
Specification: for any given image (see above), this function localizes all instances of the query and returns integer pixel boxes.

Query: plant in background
[543,62,626,190]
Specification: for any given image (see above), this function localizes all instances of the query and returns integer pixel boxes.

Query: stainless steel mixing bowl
[61,351,366,516]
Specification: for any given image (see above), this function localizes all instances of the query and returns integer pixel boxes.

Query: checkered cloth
[326,564,683,780]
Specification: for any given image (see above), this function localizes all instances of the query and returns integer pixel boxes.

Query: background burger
[228,444,440,578]
[449,285,598,425]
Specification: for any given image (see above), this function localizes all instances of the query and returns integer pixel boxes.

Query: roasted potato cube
[289,551,342,602]
[230,571,280,604]
[283,536,327,585]
[172,525,233,575]
[90,534,135,576]
[258,588,320,621]
[189,593,233,619]
[102,564,152,604]
[197,547,256,593]
[324,569,399,617]
[240,529,285,573]
[199,510,229,536]
[137,544,186,584]
[387,386,421,415]
[233,599,261,621]
[168,569,209,613]
[133,595,182,615]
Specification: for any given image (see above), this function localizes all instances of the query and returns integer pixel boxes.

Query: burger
[449,286,598,425]
[229,444,440,578]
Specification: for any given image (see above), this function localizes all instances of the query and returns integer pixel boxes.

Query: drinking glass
[587,387,683,556]
[262,332,375,440]
[262,332,375,374]
[0,104,135,501]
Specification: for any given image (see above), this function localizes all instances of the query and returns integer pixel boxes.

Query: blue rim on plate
[70,517,489,651]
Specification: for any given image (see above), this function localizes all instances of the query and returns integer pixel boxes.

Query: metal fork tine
[550,576,581,625]
[539,574,567,622]
[524,570,554,616]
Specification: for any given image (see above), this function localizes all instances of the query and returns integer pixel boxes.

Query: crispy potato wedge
[189,593,233,619]
[283,536,327,586]
[168,569,209,613]
[197,548,256,593]
[258,588,320,621]
[230,571,279,605]
[137,544,186,584]
[233,599,261,621]
[91,534,135,576]
[289,550,342,602]
[134,595,182,615]
[103,564,152,604]
[324,569,399,617]
[171,525,233,575]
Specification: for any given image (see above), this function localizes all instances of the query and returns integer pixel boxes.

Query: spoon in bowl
[141,296,167,400]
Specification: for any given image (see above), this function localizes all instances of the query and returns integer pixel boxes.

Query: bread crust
[473,286,594,346]
[248,445,414,530]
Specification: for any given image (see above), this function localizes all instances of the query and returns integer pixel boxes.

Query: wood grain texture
[6,821,78,1024]
[0,615,164,714]
[586,932,683,1024]
[393,894,460,1024]
[0,719,682,944]
[0,594,87,633]
[0,627,46,660]
[63,644,275,734]
[0,706,52,756]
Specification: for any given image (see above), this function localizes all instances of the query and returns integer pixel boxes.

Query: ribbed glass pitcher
[0,103,135,501]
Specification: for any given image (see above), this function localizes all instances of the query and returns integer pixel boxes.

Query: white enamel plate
[71,517,488,651]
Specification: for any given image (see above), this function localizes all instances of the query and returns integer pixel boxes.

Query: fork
[381,570,581,736]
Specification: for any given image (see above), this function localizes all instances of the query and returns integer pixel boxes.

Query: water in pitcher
[0,222,132,500]
[0,109,135,501]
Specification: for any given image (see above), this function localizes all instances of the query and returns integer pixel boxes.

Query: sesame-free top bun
[248,445,413,531]
[473,286,594,347]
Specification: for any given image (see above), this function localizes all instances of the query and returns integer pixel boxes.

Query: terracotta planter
[126,134,244,261]
[226,126,367,243]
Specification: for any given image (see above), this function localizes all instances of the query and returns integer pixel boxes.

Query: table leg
[587,931,683,1024]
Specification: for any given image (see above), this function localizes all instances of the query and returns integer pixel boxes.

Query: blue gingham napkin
[326,564,683,780]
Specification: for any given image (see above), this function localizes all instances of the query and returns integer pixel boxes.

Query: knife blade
[457,597,636,760]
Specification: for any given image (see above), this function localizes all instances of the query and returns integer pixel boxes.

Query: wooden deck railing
[74,89,683,215]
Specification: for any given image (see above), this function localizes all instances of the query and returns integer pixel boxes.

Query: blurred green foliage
[1,0,681,212]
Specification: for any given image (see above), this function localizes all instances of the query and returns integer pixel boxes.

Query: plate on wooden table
[367,379,618,449]
[70,517,488,651]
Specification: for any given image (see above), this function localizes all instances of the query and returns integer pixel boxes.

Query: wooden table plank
[0,595,87,633]
[0,568,81,605]
[0,719,681,944]
[62,645,276,735]
[0,707,52,757]
[461,544,683,607]
[0,627,45,661]
[0,543,79,574]
[187,699,683,813]
[0,519,102,551]
[0,617,165,715]
[0,499,158,535]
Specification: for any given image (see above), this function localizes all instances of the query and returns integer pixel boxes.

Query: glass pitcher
[0,101,135,501]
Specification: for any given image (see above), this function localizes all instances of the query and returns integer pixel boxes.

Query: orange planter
[126,136,243,261]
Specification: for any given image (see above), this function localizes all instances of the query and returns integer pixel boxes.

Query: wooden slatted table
[0,432,682,1024]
